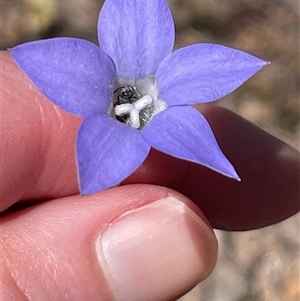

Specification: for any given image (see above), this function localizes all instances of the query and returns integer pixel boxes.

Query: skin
[1,51,299,300]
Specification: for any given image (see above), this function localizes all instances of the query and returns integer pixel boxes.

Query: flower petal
[10,38,116,117]
[142,106,239,179]
[76,114,151,194]
[156,44,269,106]
[98,0,174,79]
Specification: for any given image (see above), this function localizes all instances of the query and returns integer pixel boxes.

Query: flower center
[111,78,167,129]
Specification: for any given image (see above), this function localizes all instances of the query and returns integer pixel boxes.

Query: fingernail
[95,196,217,301]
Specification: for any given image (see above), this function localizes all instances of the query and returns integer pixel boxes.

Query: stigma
[112,79,167,129]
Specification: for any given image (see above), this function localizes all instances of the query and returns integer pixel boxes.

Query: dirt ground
[1,0,299,300]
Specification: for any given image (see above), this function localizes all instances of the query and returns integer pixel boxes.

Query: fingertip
[96,195,217,301]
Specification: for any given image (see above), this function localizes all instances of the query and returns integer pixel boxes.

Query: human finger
[1,50,81,210]
[1,185,217,301]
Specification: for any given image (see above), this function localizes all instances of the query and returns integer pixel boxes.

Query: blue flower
[10,0,268,195]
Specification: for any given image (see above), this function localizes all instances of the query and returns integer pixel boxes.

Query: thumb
[1,185,217,301]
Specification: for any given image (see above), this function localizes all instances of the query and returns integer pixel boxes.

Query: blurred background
[1,0,299,300]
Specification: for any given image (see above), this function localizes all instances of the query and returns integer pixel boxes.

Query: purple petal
[142,106,239,179]
[10,38,116,117]
[156,44,269,106]
[76,114,151,194]
[98,0,174,79]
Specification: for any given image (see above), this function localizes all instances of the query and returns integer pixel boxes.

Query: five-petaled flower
[10,0,268,195]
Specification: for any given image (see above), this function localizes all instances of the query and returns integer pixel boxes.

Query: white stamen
[130,109,140,128]
[114,103,134,116]
[134,95,152,110]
